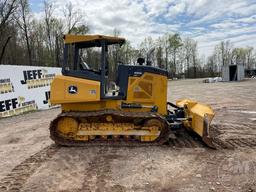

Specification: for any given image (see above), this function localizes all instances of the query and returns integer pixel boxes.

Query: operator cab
[62,34,167,99]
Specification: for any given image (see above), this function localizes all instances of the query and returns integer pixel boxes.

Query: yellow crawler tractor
[50,34,215,147]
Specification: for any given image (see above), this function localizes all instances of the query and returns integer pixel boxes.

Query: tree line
[136,35,256,78]
[1,0,256,79]
[0,0,89,67]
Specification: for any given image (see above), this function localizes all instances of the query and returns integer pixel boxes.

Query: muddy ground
[0,78,256,192]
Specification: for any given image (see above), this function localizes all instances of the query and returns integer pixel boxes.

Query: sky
[30,0,256,57]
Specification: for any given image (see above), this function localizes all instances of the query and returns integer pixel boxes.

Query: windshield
[79,47,101,71]
[63,43,123,81]
[64,44,102,72]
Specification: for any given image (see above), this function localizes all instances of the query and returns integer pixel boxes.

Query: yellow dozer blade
[176,99,215,148]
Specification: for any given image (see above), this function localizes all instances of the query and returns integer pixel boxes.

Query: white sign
[0,65,61,118]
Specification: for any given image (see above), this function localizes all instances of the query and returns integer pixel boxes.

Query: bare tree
[139,36,154,57]
[63,2,82,34]
[43,0,65,66]
[220,40,232,66]
[43,0,54,61]
[55,21,65,67]
[232,47,250,66]
[163,35,169,71]
[107,28,121,79]
[0,35,11,63]
[183,37,194,77]
[156,40,163,68]
[206,55,215,77]
[31,19,45,65]
[168,33,183,77]
[0,0,18,30]
[245,47,254,69]
[191,40,198,78]
[0,0,18,63]
[113,28,121,66]
[16,0,32,65]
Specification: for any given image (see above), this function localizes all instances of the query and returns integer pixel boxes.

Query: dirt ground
[0,78,256,192]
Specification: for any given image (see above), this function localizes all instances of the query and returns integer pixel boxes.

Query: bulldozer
[49,34,215,148]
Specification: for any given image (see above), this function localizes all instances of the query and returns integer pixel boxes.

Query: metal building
[222,65,244,81]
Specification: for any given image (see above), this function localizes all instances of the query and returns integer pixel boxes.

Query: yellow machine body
[50,75,100,103]
[50,72,168,143]
[50,72,168,115]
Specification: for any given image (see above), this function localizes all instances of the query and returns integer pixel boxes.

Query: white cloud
[166,2,186,18]
[31,0,256,57]
[186,0,211,17]
[143,0,172,17]
[211,21,240,29]
[237,15,256,23]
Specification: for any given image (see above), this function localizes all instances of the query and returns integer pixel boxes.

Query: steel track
[49,109,171,146]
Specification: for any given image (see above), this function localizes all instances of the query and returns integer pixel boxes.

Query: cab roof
[63,34,126,46]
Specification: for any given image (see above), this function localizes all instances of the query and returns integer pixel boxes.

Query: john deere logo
[68,86,77,94]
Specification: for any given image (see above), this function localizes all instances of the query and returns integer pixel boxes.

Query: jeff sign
[0,65,61,118]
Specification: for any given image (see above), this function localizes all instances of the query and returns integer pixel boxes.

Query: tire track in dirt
[0,144,59,192]
[80,147,126,192]
[167,123,256,150]
[210,124,256,149]
[214,138,256,149]
[1,131,254,192]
